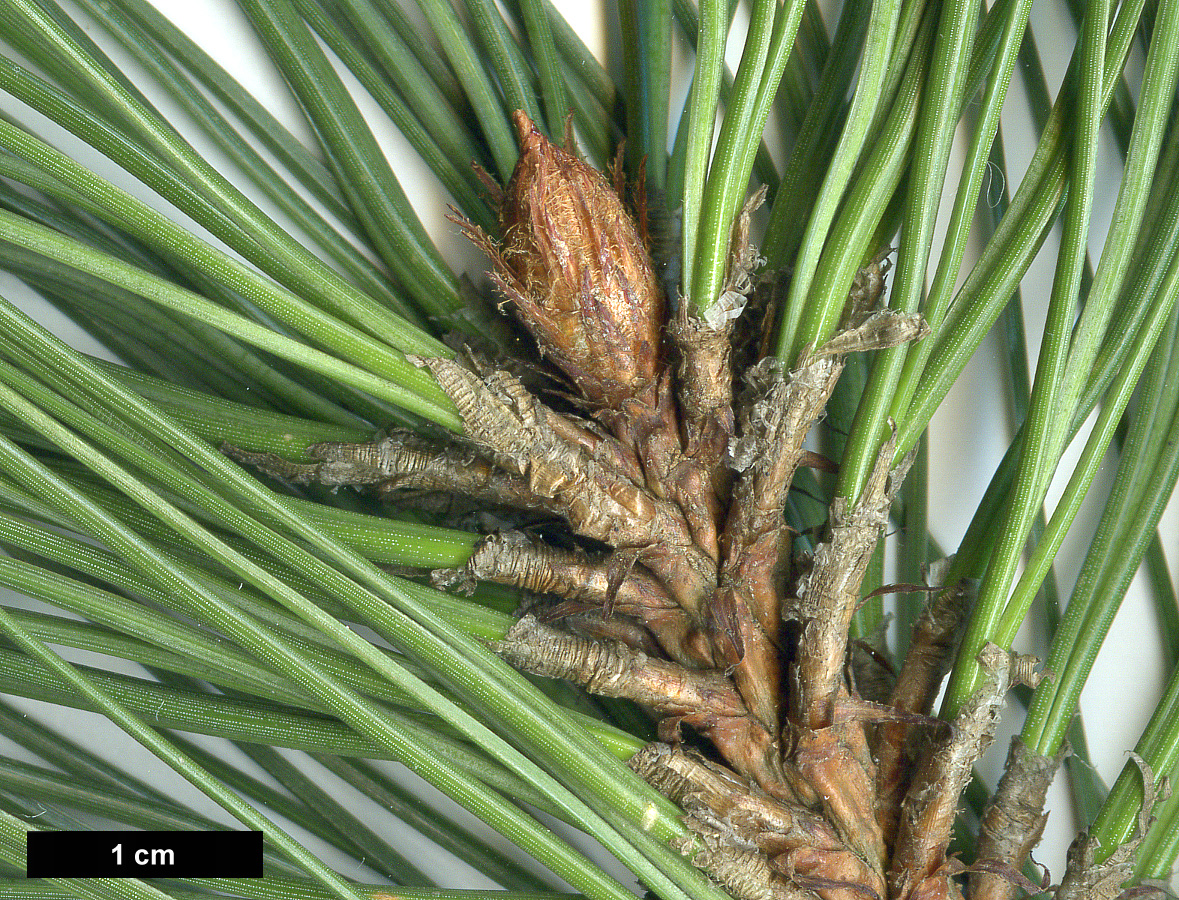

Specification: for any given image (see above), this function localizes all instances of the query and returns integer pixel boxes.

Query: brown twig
[876,582,973,844]
[889,644,1014,900]
[971,736,1067,900]
[783,710,888,897]
[716,352,845,732]
[790,429,915,730]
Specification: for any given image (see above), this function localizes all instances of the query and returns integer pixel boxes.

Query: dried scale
[235,113,1146,900]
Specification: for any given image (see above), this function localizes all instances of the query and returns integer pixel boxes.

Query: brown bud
[494,110,663,408]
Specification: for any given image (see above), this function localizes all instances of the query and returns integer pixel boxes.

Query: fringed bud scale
[496,111,663,408]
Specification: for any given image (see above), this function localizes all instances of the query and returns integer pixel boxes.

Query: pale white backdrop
[0,0,1175,892]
